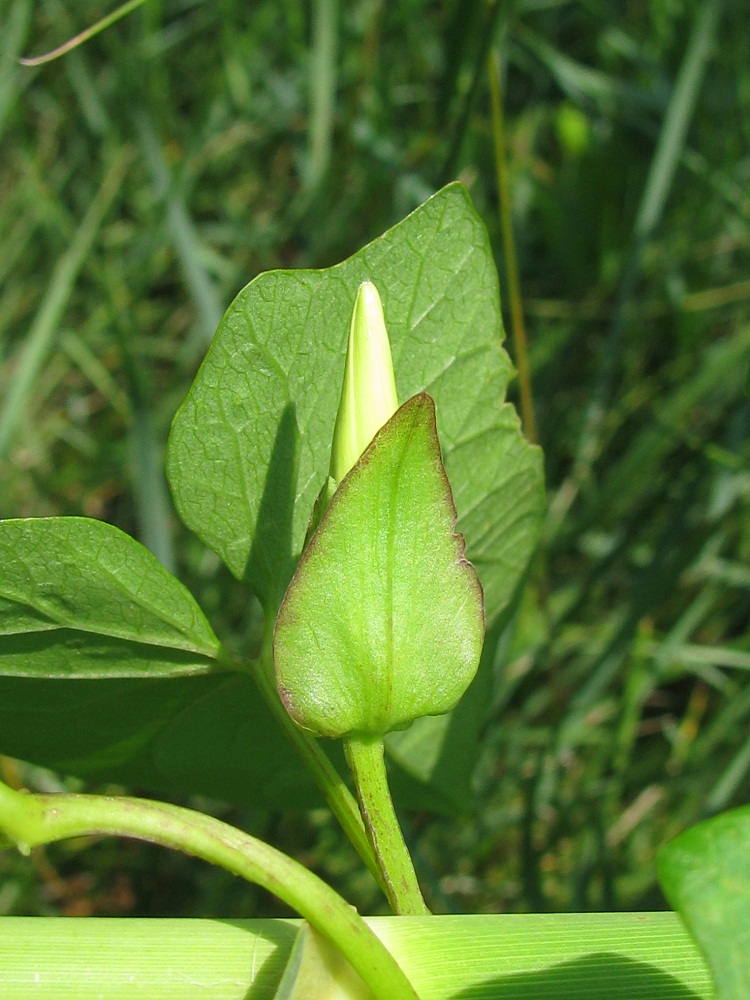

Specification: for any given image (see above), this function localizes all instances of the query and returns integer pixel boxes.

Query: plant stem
[344,736,429,915]
[251,647,385,893]
[0,780,419,1000]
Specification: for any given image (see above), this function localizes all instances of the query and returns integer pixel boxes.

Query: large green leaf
[658,805,750,999]
[167,183,543,626]
[0,517,222,678]
[164,183,543,807]
[275,394,484,739]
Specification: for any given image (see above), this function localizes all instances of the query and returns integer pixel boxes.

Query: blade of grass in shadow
[0,149,130,462]
[582,324,750,529]
[436,0,485,122]
[135,114,223,354]
[440,0,504,184]
[0,0,32,139]
[104,265,177,573]
[554,0,724,529]
[12,28,177,571]
[120,339,176,574]
[488,47,537,444]
[705,731,750,814]
[516,24,667,115]
[304,0,338,194]
[550,466,708,744]
[63,46,110,137]
[58,330,130,419]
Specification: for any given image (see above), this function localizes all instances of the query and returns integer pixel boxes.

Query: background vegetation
[1,0,748,920]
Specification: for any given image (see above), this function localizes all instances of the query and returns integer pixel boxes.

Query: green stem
[0,781,419,1000]
[251,646,385,893]
[344,736,429,915]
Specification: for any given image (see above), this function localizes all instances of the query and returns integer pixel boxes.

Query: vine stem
[249,644,385,893]
[344,736,429,916]
[0,780,419,1000]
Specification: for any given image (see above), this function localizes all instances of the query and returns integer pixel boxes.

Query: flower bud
[329,281,398,484]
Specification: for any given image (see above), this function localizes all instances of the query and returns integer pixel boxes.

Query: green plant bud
[329,281,399,485]
[275,393,485,739]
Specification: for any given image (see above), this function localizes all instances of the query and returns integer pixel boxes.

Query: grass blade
[0,912,712,999]
[0,150,130,462]
[135,114,223,352]
[19,0,152,67]
[305,0,338,193]
[0,0,32,139]
[570,0,724,489]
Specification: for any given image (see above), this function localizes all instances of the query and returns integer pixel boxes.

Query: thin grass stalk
[18,0,151,67]
[306,0,338,193]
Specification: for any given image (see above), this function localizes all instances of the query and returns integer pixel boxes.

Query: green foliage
[658,806,750,998]
[0,517,222,678]
[275,394,484,739]
[167,184,540,624]
[0,912,714,999]
[1,0,748,922]
[0,186,542,823]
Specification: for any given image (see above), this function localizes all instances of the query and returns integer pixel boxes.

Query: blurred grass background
[1,0,749,919]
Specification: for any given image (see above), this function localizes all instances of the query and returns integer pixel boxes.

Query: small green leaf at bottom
[657,805,750,999]
[274,393,485,739]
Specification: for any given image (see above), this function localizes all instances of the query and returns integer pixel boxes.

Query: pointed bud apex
[329,281,398,484]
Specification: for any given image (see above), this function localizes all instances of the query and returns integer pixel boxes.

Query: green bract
[274,393,485,739]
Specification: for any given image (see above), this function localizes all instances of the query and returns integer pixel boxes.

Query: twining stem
[0,780,419,1000]
[250,645,385,894]
[344,736,429,916]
